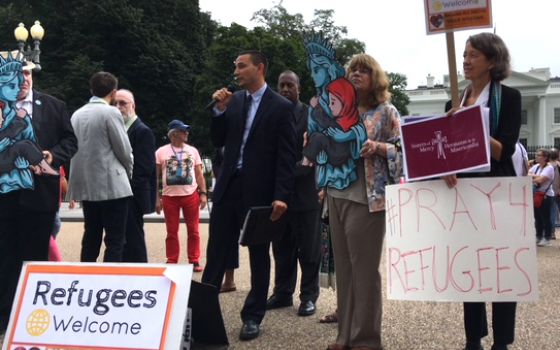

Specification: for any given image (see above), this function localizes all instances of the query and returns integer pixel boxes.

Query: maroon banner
[401,105,490,181]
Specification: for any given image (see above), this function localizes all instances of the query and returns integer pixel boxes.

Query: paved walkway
[2,218,560,349]
[59,201,210,223]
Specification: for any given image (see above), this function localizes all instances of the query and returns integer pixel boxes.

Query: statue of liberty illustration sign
[302,34,367,190]
[0,50,57,193]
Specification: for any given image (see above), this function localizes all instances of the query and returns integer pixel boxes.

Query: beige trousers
[328,195,385,349]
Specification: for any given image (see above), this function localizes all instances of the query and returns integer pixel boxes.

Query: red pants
[162,193,200,264]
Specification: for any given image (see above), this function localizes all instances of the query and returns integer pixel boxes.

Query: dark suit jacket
[211,87,297,209]
[445,84,521,177]
[291,101,320,212]
[128,117,157,214]
[18,90,77,212]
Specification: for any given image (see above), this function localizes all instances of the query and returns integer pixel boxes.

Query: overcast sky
[199,0,559,89]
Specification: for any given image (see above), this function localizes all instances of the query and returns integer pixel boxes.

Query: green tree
[0,0,206,148]
[247,4,365,102]
[387,72,410,116]
[335,38,365,66]
[251,5,307,40]
[0,1,409,155]
[309,9,346,43]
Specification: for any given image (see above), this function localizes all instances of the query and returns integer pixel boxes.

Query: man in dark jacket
[115,89,157,263]
[266,71,321,316]
[0,62,77,332]
[202,50,297,341]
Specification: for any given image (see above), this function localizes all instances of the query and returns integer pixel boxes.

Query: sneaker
[537,239,551,247]
[192,263,203,272]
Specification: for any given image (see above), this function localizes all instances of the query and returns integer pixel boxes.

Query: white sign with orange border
[424,0,493,34]
[2,262,192,350]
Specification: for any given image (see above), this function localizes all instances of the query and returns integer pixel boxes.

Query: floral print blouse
[362,102,403,212]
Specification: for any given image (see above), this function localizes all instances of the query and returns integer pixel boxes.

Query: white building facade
[406,68,560,147]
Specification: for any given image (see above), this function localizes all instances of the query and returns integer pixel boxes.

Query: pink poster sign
[400,105,490,181]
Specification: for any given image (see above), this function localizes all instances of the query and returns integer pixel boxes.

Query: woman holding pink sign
[443,33,521,350]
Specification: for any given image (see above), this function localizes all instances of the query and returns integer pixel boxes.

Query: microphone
[206,84,237,110]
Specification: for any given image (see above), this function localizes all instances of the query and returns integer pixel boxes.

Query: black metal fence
[526,145,557,160]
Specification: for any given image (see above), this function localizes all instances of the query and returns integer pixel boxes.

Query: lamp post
[14,20,45,72]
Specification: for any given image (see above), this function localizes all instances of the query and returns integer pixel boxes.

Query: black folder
[238,206,287,246]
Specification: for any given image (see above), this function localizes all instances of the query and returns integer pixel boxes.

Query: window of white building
[555,108,560,124]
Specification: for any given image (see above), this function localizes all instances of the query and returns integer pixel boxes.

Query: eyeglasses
[115,100,130,106]
[351,67,372,75]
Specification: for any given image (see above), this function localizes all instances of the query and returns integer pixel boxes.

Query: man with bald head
[115,89,157,262]
[266,70,321,316]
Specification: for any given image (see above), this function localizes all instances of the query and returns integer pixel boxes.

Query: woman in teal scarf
[444,33,521,350]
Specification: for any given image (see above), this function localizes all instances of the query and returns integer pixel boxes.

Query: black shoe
[0,316,8,335]
[239,320,260,341]
[490,345,508,350]
[298,300,316,316]
[266,294,293,310]
[464,343,483,350]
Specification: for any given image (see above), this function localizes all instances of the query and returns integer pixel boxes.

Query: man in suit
[201,50,297,341]
[67,72,133,263]
[0,61,77,333]
[266,70,321,317]
[115,89,156,263]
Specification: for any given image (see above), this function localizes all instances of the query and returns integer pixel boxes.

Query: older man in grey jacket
[68,71,133,262]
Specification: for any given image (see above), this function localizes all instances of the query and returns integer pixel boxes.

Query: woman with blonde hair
[326,53,402,350]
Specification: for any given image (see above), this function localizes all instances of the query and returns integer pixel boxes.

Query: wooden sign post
[446,32,460,107]
[424,0,494,107]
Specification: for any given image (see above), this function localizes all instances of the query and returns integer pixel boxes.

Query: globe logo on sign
[26,309,50,336]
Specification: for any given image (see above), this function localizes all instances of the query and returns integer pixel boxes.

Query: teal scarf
[463,81,502,136]
[489,81,502,136]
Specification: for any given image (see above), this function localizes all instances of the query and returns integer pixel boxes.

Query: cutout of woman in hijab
[303,77,366,189]
[302,35,366,190]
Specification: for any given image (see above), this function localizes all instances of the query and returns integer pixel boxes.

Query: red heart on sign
[430,14,444,28]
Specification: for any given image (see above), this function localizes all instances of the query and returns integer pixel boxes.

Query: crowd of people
[0,32,556,350]
[0,69,208,336]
